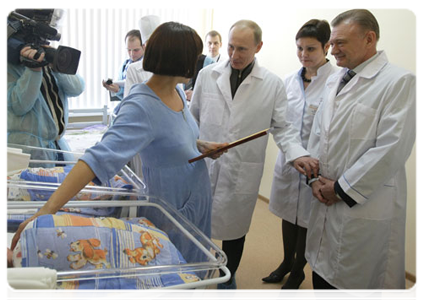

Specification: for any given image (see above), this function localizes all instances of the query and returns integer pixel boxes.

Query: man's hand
[293,156,319,179]
[318,176,341,206]
[311,179,325,204]
[311,176,342,206]
[197,140,229,160]
[184,89,193,101]
[20,46,45,71]
[102,80,120,93]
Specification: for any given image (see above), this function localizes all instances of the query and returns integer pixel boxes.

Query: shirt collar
[352,51,381,74]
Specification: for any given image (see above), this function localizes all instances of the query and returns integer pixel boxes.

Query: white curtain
[54,8,213,110]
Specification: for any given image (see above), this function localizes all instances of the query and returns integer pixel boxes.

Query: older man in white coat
[190,20,318,289]
[306,9,415,289]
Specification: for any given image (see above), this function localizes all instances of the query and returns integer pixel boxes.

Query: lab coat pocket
[273,151,288,175]
[344,185,395,220]
[339,216,390,288]
[202,93,224,126]
[235,162,264,195]
[350,103,377,140]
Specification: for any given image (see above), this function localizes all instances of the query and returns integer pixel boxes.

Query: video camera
[7,9,81,75]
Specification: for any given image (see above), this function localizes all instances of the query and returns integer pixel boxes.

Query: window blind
[55,8,212,110]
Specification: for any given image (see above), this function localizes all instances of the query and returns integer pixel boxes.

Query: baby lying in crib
[7,166,135,228]
[8,214,200,289]
[7,166,133,202]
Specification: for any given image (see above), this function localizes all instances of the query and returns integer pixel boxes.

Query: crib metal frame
[8,199,230,289]
[7,145,229,289]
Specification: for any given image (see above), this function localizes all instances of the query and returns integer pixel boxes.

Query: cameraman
[7,12,85,161]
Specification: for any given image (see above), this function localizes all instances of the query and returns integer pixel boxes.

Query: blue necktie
[337,69,356,95]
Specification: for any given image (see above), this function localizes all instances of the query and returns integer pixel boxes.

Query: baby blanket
[13,214,200,289]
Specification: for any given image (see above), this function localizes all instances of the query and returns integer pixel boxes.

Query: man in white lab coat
[190,20,318,289]
[120,15,159,178]
[306,9,415,289]
[123,15,160,98]
[102,30,144,101]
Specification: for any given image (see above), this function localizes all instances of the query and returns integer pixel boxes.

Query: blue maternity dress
[81,83,212,263]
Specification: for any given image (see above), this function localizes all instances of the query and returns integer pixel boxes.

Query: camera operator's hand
[20,46,45,71]
[102,80,120,93]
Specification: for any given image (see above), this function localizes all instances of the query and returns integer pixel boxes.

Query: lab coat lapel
[317,75,338,174]
[215,62,233,110]
[231,60,264,102]
[337,75,357,96]
[322,73,340,133]
[337,52,388,97]
[238,60,264,88]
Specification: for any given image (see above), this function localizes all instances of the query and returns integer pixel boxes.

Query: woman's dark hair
[143,22,203,78]
[295,19,331,48]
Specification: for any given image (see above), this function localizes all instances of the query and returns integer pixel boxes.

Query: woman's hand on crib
[10,215,36,250]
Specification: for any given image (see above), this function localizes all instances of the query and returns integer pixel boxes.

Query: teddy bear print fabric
[13,214,200,289]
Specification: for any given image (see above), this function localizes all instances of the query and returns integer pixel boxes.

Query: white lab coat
[306,51,415,289]
[124,58,152,98]
[190,59,309,240]
[269,62,339,228]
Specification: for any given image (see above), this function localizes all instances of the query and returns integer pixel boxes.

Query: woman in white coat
[263,19,338,289]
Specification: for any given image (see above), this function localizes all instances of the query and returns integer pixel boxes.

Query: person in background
[206,30,223,63]
[124,15,160,98]
[7,9,85,162]
[183,32,217,102]
[102,29,143,101]
[306,9,415,289]
[190,19,319,289]
[11,21,228,264]
[262,19,338,289]
[120,15,160,179]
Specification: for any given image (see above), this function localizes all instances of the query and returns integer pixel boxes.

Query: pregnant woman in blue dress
[11,22,227,263]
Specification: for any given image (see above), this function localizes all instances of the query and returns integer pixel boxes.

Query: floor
[208,198,415,290]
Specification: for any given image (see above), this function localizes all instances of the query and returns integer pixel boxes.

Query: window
[56,8,212,110]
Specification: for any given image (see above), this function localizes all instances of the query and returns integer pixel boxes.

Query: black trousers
[313,272,382,300]
[219,235,246,282]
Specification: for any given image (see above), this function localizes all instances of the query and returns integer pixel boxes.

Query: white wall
[210,8,417,276]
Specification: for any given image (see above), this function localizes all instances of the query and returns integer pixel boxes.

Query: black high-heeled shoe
[281,271,305,289]
[262,267,291,283]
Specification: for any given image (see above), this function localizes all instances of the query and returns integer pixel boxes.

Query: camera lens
[53,46,81,74]
[57,47,72,69]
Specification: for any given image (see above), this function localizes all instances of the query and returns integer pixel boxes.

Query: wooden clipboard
[189,128,270,163]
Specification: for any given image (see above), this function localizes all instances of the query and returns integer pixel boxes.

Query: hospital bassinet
[7,146,229,289]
